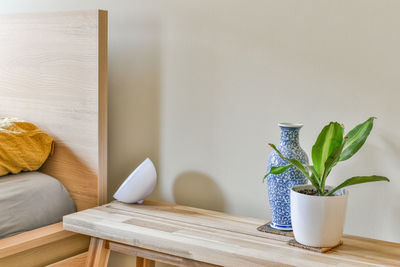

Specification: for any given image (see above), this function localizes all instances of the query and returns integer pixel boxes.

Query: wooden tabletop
[63,200,400,267]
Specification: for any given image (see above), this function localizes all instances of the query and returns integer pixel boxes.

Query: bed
[0,10,107,266]
[0,172,76,240]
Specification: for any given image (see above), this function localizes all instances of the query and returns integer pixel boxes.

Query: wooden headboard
[0,10,108,211]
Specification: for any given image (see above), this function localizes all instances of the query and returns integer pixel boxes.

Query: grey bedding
[0,172,76,239]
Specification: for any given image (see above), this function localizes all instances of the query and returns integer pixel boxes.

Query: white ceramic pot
[290,184,348,247]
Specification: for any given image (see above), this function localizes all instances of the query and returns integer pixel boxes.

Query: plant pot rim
[278,122,303,128]
[291,184,348,198]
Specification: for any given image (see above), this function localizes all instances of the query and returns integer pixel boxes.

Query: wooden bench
[63,200,400,267]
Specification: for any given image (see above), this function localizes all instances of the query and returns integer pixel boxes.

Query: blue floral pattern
[267,125,308,230]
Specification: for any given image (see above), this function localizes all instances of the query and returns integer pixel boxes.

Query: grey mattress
[0,171,76,239]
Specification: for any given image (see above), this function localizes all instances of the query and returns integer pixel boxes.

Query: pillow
[0,118,54,176]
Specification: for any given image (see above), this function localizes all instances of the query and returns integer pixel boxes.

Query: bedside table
[63,200,400,267]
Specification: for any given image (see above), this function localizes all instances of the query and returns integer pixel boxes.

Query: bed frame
[0,10,107,266]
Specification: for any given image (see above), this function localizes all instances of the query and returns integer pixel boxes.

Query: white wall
[2,1,400,266]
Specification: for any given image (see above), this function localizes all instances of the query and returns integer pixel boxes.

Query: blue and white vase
[266,123,308,230]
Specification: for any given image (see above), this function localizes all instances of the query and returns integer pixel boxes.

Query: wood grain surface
[64,200,400,267]
[0,223,89,267]
[0,10,108,211]
[47,252,88,267]
[109,243,218,267]
[0,10,108,266]
[86,238,110,267]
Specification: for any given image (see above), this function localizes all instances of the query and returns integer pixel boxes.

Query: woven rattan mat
[257,222,294,237]
[288,239,343,253]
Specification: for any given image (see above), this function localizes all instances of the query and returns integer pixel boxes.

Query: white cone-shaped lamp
[113,158,157,204]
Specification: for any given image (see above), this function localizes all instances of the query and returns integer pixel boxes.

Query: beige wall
[2,1,400,266]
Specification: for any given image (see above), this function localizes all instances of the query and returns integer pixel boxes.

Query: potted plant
[265,117,389,247]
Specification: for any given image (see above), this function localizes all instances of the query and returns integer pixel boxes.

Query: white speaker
[113,158,157,204]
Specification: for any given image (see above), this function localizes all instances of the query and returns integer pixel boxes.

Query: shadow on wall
[107,15,161,201]
[173,171,225,212]
[107,14,162,267]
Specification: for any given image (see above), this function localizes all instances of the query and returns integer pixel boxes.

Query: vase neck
[279,127,300,146]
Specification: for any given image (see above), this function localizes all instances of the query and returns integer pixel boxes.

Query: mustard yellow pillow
[0,118,54,176]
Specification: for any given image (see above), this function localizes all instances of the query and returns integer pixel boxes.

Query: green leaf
[326,175,390,196]
[312,122,344,177]
[305,165,323,191]
[308,173,322,195]
[339,117,375,162]
[289,158,321,194]
[306,165,319,180]
[320,141,346,191]
[269,144,309,176]
[264,164,292,180]
[269,144,322,195]
[269,143,285,159]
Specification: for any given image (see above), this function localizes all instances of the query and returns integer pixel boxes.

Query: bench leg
[136,257,155,267]
[86,237,110,267]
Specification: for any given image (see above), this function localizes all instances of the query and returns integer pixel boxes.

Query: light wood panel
[98,10,108,206]
[0,222,90,266]
[136,257,155,267]
[64,200,400,267]
[0,9,108,266]
[0,223,89,267]
[109,242,219,267]
[47,252,88,267]
[0,223,73,258]
[86,238,110,267]
[0,10,108,211]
